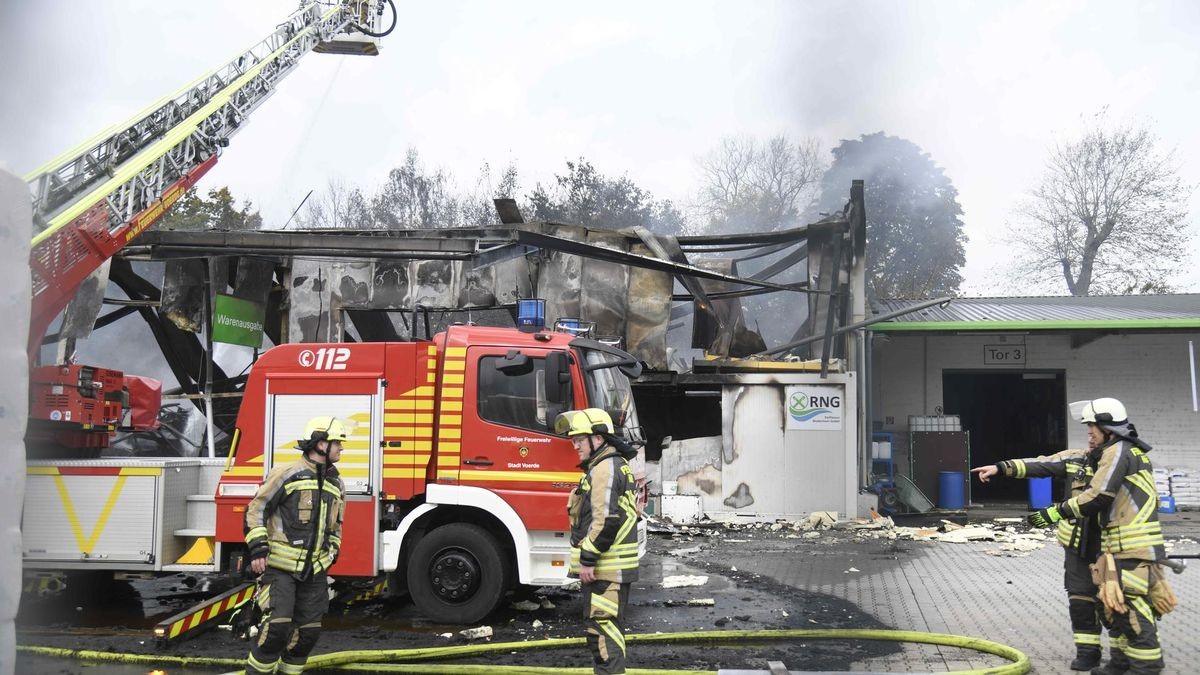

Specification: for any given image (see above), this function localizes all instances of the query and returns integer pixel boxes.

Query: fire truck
[26,316,648,626]
[21,0,649,630]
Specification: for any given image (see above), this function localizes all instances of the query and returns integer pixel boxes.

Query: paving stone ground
[718,510,1200,674]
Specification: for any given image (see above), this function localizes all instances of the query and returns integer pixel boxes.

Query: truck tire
[407,523,510,624]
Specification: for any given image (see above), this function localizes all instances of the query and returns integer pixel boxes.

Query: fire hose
[19,627,1030,674]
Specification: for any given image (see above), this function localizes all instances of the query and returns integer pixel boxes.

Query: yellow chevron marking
[223,466,263,477]
[439,414,462,426]
[439,428,462,439]
[384,468,427,478]
[384,456,431,466]
[443,358,465,372]
[52,474,128,555]
[427,345,438,356]
[443,373,464,385]
[442,400,462,412]
[384,413,434,424]
[443,387,463,398]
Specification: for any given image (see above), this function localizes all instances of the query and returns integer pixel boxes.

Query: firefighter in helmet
[242,416,347,675]
[556,408,640,674]
[989,398,1171,675]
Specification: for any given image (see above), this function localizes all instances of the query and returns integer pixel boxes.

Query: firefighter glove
[1026,504,1063,528]
[1149,566,1178,615]
[1092,553,1126,615]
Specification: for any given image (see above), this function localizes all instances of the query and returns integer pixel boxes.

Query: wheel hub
[429,549,481,603]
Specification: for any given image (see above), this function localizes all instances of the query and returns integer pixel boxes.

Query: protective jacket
[245,455,345,578]
[998,449,1096,553]
[568,442,640,583]
[1063,430,1164,562]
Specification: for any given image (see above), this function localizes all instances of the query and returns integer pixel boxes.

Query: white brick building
[868,295,1200,505]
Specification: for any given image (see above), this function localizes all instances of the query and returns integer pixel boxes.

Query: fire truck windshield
[580,349,643,444]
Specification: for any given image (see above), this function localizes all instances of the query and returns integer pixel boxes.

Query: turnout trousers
[1064,549,1104,667]
[1104,560,1163,674]
[582,580,631,674]
[245,568,330,675]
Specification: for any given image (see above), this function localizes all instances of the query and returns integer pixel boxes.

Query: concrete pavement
[717,511,1199,673]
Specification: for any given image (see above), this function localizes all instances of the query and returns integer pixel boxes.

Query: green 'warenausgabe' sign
[212,294,265,348]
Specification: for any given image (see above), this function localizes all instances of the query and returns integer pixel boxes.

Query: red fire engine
[213,322,646,623]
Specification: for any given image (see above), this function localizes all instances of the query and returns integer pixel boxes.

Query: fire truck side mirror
[544,351,572,405]
[496,349,533,375]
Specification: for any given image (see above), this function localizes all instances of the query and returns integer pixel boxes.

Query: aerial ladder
[22,0,395,449]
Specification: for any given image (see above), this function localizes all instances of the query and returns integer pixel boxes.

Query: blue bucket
[937,471,965,510]
[1028,477,1053,509]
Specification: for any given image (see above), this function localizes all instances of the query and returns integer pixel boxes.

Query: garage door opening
[943,371,1066,503]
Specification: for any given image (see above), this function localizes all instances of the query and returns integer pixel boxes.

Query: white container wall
[0,168,32,675]
[714,373,858,520]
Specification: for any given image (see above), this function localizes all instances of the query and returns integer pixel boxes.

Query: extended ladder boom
[25,0,390,358]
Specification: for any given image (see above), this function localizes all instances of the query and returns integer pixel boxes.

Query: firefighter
[555,408,640,675]
[1025,399,1168,675]
[242,416,347,675]
[972,448,1105,670]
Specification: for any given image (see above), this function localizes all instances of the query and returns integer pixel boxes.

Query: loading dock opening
[943,370,1066,503]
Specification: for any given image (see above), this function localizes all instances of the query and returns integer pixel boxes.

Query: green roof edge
[871,319,1200,332]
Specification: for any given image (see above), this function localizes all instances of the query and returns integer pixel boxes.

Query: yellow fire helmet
[303,416,349,443]
[554,408,615,437]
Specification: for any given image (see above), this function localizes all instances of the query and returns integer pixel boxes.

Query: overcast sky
[3,0,1198,296]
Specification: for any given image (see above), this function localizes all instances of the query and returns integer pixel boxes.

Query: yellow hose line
[19,627,1030,674]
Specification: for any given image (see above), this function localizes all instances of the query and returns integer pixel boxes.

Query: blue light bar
[517,298,546,331]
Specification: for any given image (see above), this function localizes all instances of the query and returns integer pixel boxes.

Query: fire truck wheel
[407,523,510,624]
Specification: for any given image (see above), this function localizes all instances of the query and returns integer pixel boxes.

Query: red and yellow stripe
[156,582,256,641]
[436,345,465,481]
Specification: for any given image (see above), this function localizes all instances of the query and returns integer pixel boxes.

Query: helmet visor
[554,410,586,436]
[1068,400,1091,424]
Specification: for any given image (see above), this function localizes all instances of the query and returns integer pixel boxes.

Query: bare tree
[1011,116,1192,295]
[694,134,825,234]
[371,148,464,229]
[301,177,372,229]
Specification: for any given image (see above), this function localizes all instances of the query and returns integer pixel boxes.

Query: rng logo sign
[785,385,843,430]
[299,347,350,370]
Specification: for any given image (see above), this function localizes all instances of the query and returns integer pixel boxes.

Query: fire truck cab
[214,322,646,623]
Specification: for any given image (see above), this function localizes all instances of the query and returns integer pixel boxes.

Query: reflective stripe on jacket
[1061,441,1164,562]
[245,455,345,577]
[567,443,640,583]
[999,449,1093,549]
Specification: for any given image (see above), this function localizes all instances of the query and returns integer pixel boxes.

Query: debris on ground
[661,575,709,589]
[509,599,540,611]
[802,511,839,530]
[985,539,1046,557]
[931,526,998,543]
[459,625,493,640]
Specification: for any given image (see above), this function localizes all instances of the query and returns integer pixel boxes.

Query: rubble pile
[650,512,1051,558]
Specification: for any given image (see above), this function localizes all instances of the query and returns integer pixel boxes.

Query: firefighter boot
[1072,647,1102,671]
[1090,645,1130,675]
[1068,597,1102,671]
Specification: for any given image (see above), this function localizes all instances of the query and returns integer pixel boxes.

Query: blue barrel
[938,471,965,510]
[1028,477,1053,509]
